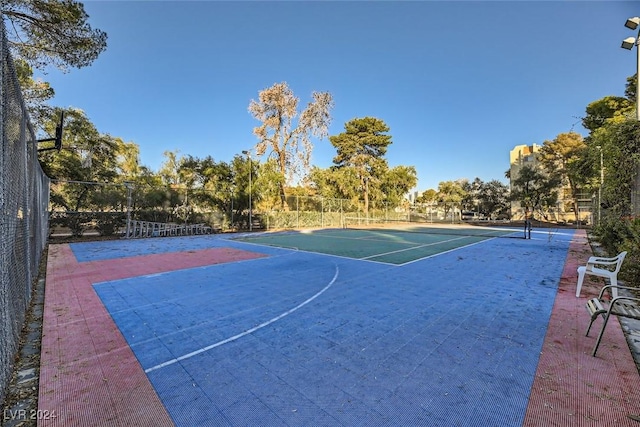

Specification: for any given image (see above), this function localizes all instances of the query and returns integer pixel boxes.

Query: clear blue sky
[37,1,638,192]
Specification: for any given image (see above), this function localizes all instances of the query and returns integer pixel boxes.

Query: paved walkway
[524,231,640,425]
[33,230,640,426]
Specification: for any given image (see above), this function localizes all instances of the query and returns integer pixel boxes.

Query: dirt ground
[1,246,47,427]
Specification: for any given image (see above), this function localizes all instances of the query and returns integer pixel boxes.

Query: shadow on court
[37,230,640,426]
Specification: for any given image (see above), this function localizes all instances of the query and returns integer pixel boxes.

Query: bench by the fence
[124,221,218,238]
[585,284,640,357]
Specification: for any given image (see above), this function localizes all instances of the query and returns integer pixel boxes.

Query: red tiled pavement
[38,244,266,427]
[524,230,640,426]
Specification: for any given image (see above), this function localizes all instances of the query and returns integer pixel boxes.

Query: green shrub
[594,216,640,287]
[94,213,126,236]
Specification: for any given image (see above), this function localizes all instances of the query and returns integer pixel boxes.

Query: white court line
[396,228,574,266]
[359,235,480,260]
[233,237,397,265]
[144,264,340,373]
[398,238,496,266]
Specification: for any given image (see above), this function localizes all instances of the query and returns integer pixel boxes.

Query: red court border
[524,230,640,426]
[38,244,266,427]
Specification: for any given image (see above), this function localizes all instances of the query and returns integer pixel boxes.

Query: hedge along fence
[49,180,231,236]
[49,212,126,237]
[594,216,640,288]
[48,210,227,238]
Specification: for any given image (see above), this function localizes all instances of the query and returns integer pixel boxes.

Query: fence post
[230,191,234,231]
[297,195,300,229]
[124,182,133,238]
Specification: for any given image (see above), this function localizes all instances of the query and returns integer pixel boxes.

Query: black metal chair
[586,284,640,357]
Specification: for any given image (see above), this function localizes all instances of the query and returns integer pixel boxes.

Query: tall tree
[3,0,107,71]
[248,82,333,209]
[199,156,235,216]
[478,180,510,220]
[589,120,640,216]
[460,178,482,212]
[380,165,417,208]
[307,165,360,202]
[417,189,438,206]
[538,132,587,222]
[158,150,182,186]
[329,117,393,214]
[436,180,467,220]
[252,158,282,212]
[582,96,632,132]
[583,75,640,218]
[510,165,561,221]
[116,139,141,181]
[14,58,54,127]
[39,107,119,211]
[625,73,637,104]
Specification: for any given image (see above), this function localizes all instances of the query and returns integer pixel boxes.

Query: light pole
[242,150,252,231]
[622,17,640,214]
[622,17,640,120]
[596,146,603,225]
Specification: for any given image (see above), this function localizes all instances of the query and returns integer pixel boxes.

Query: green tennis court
[236,224,523,264]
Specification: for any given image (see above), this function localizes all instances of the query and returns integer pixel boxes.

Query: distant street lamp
[242,150,252,231]
[621,17,640,120]
[596,146,603,225]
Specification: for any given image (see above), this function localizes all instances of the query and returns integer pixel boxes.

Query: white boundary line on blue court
[231,238,399,266]
[397,238,499,266]
[396,229,574,266]
[144,264,340,373]
[359,235,478,260]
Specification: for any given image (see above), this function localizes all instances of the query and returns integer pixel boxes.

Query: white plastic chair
[576,251,627,298]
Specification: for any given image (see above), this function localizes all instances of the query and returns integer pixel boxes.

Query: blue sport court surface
[76,228,579,426]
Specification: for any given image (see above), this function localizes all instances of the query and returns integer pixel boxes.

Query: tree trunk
[277,149,289,210]
[279,181,289,211]
[566,178,580,223]
[362,177,369,215]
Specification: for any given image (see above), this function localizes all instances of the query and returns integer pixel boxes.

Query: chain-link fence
[260,196,410,230]
[49,181,228,237]
[0,20,51,405]
[48,180,418,236]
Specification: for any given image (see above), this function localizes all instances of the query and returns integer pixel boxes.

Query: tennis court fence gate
[0,20,50,406]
